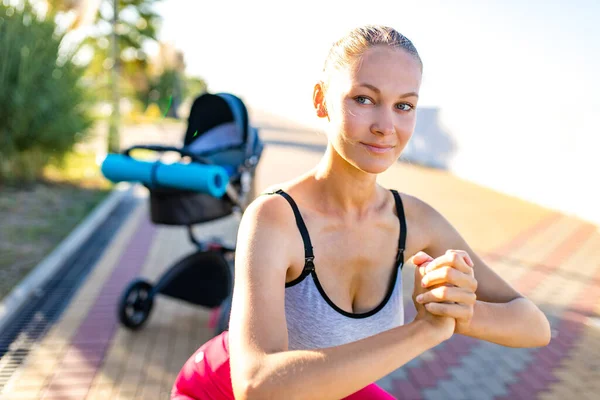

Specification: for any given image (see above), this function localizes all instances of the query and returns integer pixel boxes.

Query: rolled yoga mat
[101,154,230,197]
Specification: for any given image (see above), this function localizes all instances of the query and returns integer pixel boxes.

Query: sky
[147,0,600,223]
[151,0,600,129]
[38,0,595,221]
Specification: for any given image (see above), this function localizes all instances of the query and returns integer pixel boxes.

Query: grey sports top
[268,189,407,351]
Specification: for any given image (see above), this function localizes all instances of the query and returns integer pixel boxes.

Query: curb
[0,182,133,333]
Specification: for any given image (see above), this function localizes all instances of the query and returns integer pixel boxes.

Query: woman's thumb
[412,251,433,266]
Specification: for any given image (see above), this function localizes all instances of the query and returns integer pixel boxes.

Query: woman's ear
[313,82,328,118]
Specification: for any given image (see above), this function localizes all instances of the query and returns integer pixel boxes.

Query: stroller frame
[117,92,262,335]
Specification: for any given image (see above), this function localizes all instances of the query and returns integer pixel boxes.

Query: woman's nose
[371,108,396,136]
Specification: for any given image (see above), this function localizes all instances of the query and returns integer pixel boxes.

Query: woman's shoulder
[244,191,292,226]
[242,180,304,231]
[259,176,307,197]
[389,189,435,218]
[387,189,427,216]
[390,190,442,250]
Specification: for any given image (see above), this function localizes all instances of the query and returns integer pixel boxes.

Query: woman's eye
[396,103,414,111]
[355,96,373,105]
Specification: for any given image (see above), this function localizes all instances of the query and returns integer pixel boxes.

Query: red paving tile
[39,217,156,400]
[388,218,599,399]
[392,379,423,400]
[497,243,600,399]
[3,135,599,400]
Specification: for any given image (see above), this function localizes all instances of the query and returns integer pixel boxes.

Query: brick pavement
[1,126,599,400]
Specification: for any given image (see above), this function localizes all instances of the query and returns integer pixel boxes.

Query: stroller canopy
[184,93,262,173]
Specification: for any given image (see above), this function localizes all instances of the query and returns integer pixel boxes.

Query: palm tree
[48,1,161,50]
[48,0,163,152]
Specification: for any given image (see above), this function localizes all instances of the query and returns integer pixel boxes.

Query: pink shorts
[171,331,397,400]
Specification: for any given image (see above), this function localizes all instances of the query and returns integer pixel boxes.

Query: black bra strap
[263,189,405,271]
[269,190,315,272]
[391,190,407,266]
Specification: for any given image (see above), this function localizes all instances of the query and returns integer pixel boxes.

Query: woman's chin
[335,146,398,175]
[353,158,395,175]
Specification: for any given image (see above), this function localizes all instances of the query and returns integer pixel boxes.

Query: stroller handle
[122,145,214,165]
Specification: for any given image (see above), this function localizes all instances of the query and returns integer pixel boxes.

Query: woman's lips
[360,142,394,154]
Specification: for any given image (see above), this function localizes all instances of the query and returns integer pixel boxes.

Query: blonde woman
[171,25,551,400]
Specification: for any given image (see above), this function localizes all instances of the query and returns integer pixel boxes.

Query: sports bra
[266,189,407,350]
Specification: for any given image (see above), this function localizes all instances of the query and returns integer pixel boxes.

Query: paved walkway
[1,123,599,399]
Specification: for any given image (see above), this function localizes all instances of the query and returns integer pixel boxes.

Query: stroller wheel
[118,279,154,330]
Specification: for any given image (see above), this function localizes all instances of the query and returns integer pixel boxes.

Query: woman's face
[318,45,422,174]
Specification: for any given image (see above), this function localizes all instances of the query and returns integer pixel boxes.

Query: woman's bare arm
[416,196,551,347]
[228,195,451,400]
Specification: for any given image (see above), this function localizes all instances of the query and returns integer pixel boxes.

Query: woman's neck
[310,146,382,219]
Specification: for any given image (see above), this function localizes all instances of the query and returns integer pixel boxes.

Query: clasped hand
[412,250,478,334]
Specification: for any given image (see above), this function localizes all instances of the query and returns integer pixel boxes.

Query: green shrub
[0,1,94,185]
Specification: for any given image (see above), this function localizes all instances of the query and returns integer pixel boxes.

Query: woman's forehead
[331,46,422,94]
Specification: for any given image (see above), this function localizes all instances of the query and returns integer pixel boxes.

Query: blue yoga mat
[101,154,230,197]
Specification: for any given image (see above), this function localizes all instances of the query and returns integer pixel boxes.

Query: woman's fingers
[424,302,474,321]
[420,249,474,276]
[412,251,434,267]
[416,285,477,306]
[421,266,478,292]
[414,250,478,326]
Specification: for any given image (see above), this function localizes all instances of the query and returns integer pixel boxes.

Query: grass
[0,151,112,301]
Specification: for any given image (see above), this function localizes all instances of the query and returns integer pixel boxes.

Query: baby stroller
[117,92,263,335]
